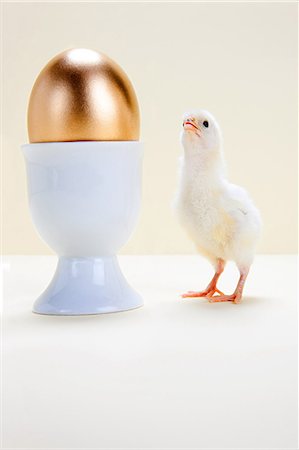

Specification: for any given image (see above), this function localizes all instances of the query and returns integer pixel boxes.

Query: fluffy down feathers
[174,110,262,272]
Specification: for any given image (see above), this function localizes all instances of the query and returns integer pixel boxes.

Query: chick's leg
[209,267,249,304]
[182,259,226,298]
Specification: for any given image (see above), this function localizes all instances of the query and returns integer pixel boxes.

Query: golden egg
[27,48,140,142]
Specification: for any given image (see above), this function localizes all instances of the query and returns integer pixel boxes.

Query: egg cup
[22,141,143,315]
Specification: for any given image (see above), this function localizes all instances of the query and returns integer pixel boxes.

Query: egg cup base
[32,255,143,316]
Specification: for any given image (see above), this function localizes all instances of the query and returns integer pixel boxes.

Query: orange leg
[208,268,249,304]
[182,259,226,298]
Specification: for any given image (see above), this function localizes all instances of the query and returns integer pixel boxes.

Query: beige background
[2,2,298,255]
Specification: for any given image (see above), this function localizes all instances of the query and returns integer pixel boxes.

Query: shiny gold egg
[27,48,140,142]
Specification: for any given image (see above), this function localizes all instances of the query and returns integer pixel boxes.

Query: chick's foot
[208,293,241,304]
[181,287,224,298]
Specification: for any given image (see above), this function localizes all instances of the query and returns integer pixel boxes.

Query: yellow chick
[174,110,262,303]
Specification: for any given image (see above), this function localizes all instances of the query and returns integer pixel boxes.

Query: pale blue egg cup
[22,141,143,315]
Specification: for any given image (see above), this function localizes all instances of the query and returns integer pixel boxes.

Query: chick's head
[181,110,222,159]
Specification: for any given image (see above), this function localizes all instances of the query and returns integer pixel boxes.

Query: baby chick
[174,110,261,303]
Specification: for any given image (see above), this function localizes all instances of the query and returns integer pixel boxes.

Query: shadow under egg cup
[22,141,143,315]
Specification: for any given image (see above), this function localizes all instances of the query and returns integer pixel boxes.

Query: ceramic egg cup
[22,141,143,315]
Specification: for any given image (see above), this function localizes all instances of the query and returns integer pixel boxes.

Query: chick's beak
[183,119,199,133]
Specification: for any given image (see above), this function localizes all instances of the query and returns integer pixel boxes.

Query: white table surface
[2,255,298,450]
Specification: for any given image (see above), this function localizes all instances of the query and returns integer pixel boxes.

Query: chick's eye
[203,120,209,128]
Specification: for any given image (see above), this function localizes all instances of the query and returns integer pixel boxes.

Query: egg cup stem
[33,256,142,315]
